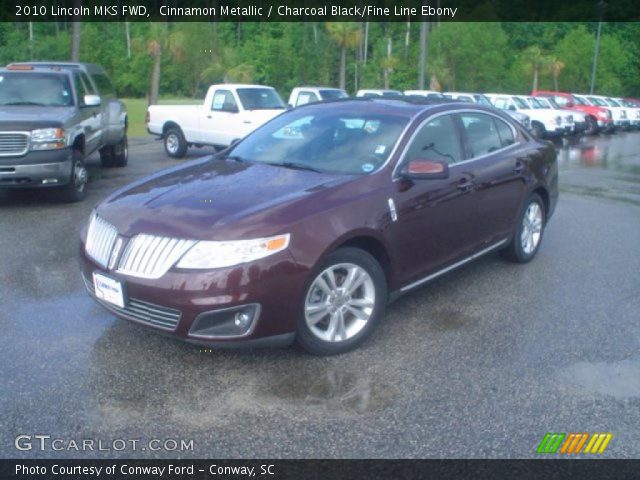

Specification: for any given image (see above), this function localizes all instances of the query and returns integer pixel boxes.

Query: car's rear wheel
[100,134,128,168]
[502,193,545,263]
[59,150,88,203]
[164,127,187,158]
[296,248,387,355]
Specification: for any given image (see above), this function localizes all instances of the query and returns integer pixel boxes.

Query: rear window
[237,88,285,110]
[319,89,348,100]
[0,72,73,107]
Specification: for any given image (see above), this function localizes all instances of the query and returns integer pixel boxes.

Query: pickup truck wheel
[99,146,115,168]
[164,128,187,158]
[112,134,128,167]
[531,122,545,139]
[59,151,88,203]
[585,116,599,135]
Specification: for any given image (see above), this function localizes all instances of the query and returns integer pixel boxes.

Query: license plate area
[93,272,126,308]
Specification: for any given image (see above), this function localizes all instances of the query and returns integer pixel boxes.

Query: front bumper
[0,148,73,188]
[79,244,307,347]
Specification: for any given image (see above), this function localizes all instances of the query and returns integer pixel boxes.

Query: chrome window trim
[391,108,521,180]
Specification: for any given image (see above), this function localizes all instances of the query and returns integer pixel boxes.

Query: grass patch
[122,97,202,138]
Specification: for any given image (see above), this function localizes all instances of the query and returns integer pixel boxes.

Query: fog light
[189,304,261,339]
[234,311,251,329]
[42,178,59,184]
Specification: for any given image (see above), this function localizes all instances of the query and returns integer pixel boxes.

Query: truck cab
[288,87,348,107]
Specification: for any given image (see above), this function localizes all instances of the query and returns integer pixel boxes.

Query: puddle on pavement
[556,133,640,175]
[267,369,395,414]
[557,358,640,399]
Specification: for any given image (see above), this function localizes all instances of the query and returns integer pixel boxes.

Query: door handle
[513,161,525,173]
[207,115,212,119]
[243,120,252,124]
[456,178,474,192]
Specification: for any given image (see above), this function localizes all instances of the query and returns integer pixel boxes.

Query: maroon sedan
[80,99,558,355]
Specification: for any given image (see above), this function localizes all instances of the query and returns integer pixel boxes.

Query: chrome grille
[117,234,195,279]
[0,132,29,157]
[85,213,118,268]
[83,275,181,330]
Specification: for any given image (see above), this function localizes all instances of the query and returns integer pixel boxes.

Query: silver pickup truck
[0,62,127,202]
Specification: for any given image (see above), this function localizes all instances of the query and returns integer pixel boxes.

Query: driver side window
[404,114,462,165]
[211,90,237,112]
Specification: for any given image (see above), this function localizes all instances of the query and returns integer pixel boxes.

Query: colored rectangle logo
[537,433,612,454]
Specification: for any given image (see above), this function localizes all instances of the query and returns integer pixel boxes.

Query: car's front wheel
[502,193,546,263]
[296,248,387,355]
[59,150,88,203]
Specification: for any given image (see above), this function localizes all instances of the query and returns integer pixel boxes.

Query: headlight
[30,128,66,150]
[176,234,290,270]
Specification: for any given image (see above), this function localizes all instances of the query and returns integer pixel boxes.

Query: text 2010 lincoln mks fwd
[80,99,558,355]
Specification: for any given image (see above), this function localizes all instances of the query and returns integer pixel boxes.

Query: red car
[80,99,558,355]
[532,90,612,134]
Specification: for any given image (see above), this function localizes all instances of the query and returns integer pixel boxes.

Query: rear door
[456,111,529,244]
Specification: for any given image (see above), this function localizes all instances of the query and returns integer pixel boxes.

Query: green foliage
[0,21,637,99]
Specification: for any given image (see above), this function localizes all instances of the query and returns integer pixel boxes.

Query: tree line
[1,21,638,103]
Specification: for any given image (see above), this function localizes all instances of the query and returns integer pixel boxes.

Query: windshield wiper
[3,101,47,106]
[274,161,322,173]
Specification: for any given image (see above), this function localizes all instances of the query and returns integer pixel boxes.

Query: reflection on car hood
[98,157,349,240]
[0,106,76,130]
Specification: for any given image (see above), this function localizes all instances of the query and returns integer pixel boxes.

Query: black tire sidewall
[60,151,87,202]
[296,247,387,355]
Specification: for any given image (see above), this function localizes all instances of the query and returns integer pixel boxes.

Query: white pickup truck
[147,84,287,158]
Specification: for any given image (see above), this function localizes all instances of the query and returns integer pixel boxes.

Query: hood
[98,158,351,241]
[0,106,76,131]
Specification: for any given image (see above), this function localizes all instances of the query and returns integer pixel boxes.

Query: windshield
[522,97,545,109]
[587,97,607,107]
[573,95,588,106]
[227,109,409,175]
[475,95,492,106]
[319,89,348,100]
[604,98,620,107]
[236,88,285,110]
[512,97,529,109]
[0,72,73,106]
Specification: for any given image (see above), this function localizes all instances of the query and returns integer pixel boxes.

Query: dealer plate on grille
[93,272,125,308]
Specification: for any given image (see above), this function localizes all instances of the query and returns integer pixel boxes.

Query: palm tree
[522,46,551,92]
[326,22,362,90]
[549,58,565,91]
[147,24,185,106]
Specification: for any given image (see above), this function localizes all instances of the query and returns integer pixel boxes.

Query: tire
[59,150,88,203]
[296,247,387,355]
[100,134,128,168]
[501,193,546,263]
[531,122,545,139]
[164,127,188,158]
[585,116,598,135]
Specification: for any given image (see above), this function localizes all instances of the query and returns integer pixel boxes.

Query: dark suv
[80,99,558,355]
[0,62,127,202]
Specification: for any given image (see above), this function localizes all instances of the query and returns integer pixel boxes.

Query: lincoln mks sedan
[80,98,558,355]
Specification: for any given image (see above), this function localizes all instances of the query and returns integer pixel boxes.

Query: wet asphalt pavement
[1,133,639,459]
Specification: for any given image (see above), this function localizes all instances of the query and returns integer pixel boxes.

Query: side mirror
[83,94,101,107]
[401,159,449,180]
[566,101,574,108]
[286,103,294,110]
[508,105,516,111]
